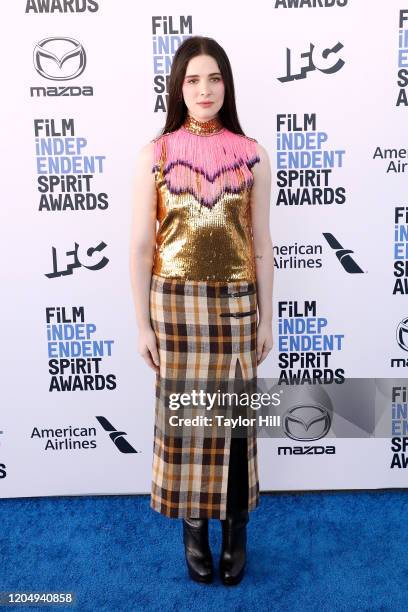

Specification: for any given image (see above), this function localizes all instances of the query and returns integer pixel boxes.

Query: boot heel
[219,510,249,586]
[182,517,213,583]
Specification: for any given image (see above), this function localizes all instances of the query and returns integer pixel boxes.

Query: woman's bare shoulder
[140,140,155,153]
[239,133,269,162]
[251,141,269,169]
[251,141,271,181]
[253,141,269,159]
[138,131,165,154]
[136,140,156,165]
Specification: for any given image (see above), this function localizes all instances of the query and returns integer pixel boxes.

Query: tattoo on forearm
[255,254,263,260]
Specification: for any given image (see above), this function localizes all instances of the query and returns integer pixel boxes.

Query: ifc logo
[396,317,408,351]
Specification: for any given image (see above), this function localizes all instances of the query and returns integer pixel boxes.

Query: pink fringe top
[152,126,260,209]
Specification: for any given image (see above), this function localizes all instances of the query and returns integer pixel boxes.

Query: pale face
[181,54,225,122]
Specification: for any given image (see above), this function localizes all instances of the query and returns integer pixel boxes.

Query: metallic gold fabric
[181,113,224,135]
[151,117,260,282]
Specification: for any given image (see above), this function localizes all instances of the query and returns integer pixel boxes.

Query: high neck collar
[181,113,224,136]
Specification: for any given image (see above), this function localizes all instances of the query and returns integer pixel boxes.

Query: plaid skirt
[149,273,260,519]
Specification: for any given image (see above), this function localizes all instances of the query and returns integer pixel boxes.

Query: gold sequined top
[151,113,260,282]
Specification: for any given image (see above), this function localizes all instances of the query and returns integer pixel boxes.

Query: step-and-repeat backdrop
[2,0,408,498]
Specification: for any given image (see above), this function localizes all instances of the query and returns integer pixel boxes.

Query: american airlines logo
[323,233,364,273]
[95,417,139,454]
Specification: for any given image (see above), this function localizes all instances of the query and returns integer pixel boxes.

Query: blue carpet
[0,490,407,611]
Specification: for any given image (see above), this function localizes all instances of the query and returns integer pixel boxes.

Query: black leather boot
[182,517,213,583]
[219,509,249,585]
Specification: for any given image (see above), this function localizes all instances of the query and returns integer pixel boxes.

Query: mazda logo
[396,317,408,352]
[33,36,86,81]
[283,404,331,441]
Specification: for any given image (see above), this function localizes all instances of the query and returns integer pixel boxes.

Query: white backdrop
[2,0,408,498]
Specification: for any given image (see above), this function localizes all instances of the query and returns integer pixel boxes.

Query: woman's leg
[220,359,251,585]
[227,436,249,513]
[221,436,250,586]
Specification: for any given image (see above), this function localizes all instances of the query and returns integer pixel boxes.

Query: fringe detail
[151,128,260,209]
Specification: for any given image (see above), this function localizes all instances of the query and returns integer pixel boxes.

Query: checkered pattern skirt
[149,273,260,519]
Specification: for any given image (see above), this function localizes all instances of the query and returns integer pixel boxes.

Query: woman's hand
[138,325,160,374]
[256,319,273,366]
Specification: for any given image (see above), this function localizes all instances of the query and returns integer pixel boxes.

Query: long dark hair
[157,36,246,137]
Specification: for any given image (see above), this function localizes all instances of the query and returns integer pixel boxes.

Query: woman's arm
[251,142,274,365]
[129,141,160,372]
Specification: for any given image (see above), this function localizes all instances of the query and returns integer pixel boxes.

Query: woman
[129,36,273,586]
